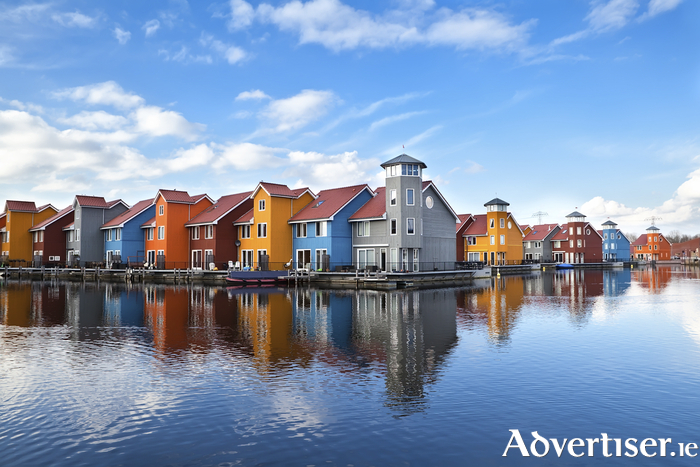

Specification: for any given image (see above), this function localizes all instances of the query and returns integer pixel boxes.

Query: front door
[380,248,387,271]
[192,250,202,269]
[297,249,311,270]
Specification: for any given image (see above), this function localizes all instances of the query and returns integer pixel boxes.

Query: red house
[184,191,253,270]
[455,214,475,262]
[28,206,74,266]
[550,211,602,263]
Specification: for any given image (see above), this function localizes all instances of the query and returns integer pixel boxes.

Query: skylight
[313,200,325,208]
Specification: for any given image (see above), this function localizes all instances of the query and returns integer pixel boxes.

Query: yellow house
[233,182,315,269]
[461,198,525,266]
[1,201,57,265]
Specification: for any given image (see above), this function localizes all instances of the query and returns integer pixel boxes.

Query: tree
[625,232,638,242]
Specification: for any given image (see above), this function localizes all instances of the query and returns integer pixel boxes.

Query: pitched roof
[484,197,509,207]
[29,206,73,231]
[185,191,252,226]
[289,185,372,222]
[107,199,126,208]
[156,189,198,204]
[551,224,570,241]
[602,220,618,226]
[101,198,154,229]
[566,211,586,218]
[523,224,559,241]
[456,214,474,233]
[380,153,427,169]
[463,214,488,236]
[422,180,459,221]
[348,187,386,220]
[140,217,156,229]
[62,222,75,231]
[75,195,110,208]
[632,235,647,246]
[36,203,55,212]
[233,209,254,225]
[5,200,38,212]
[646,225,661,232]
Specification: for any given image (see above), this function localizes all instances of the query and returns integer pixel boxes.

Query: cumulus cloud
[283,150,381,189]
[213,142,288,170]
[52,81,145,109]
[143,19,160,37]
[57,110,129,131]
[113,27,131,44]
[131,106,205,141]
[52,11,98,28]
[236,89,271,101]
[0,97,44,113]
[224,0,532,53]
[162,144,215,173]
[200,33,247,64]
[260,89,337,133]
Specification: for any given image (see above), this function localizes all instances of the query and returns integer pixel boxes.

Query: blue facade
[104,204,155,264]
[602,222,631,261]
[292,189,373,270]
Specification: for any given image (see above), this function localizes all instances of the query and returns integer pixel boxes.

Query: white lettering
[587,438,600,457]
[640,438,657,457]
[659,438,671,456]
[625,438,639,457]
[568,438,585,458]
[601,433,613,457]
[530,432,550,457]
[503,430,530,457]
[686,443,698,457]
[679,443,684,457]
[550,438,568,457]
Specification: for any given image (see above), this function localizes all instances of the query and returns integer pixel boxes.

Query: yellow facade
[238,188,314,268]
[464,211,524,266]
[1,207,57,263]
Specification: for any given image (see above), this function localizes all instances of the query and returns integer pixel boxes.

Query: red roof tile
[456,214,474,233]
[140,217,156,228]
[463,214,487,236]
[233,209,254,225]
[5,200,38,212]
[157,189,196,203]
[523,224,560,241]
[30,206,73,231]
[185,192,252,226]
[632,235,647,246]
[36,204,54,212]
[254,182,314,199]
[75,195,110,207]
[290,185,371,222]
[349,187,386,220]
[106,199,127,208]
[551,224,569,241]
[101,199,154,229]
[62,222,75,231]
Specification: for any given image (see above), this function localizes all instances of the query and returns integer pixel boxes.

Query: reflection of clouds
[271,390,330,434]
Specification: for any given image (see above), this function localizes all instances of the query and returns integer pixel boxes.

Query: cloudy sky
[0,0,698,235]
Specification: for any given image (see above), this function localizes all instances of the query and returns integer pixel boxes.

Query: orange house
[233,182,315,269]
[142,190,213,269]
[630,225,672,260]
[1,201,57,265]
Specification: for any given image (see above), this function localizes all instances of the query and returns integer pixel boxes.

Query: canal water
[1,266,700,466]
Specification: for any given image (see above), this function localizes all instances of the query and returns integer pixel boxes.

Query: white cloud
[260,89,337,133]
[464,160,484,174]
[200,33,248,65]
[159,46,213,64]
[643,0,683,18]
[369,111,425,131]
[143,19,161,37]
[213,142,288,170]
[0,3,51,23]
[131,106,205,141]
[282,150,380,189]
[163,144,215,173]
[236,89,271,101]
[57,110,129,131]
[230,0,532,53]
[114,27,131,44]
[52,11,98,28]
[0,97,44,113]
[0,45,13,66]
[586,0,639,32]
[52,81,145,109]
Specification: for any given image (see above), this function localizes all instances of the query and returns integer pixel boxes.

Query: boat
[556,263,574,269]
[226,269,285,286]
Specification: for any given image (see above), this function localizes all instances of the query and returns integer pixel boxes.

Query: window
[413,249,419,272]
[612,243,616,250]
[604,233,608,239]
[654,236,658,242]
[159,205,164,216]
[115,228,121,241]
[490,235,495,245]
[577,239,582,248]
[577,227,582,235]
[390,189,397,206]
[586,229,591,235]
[316,221,327,237]
[554,241,560,248]
[257,223,267,238]
[241,225,251,239]
[391,165,397,176]
[296,223,307,238]
[426,196,434,209]
[157,226,164,239]
[407,218,415,235]
[402,248,408,270]
[76,229,80,241]
[258,199,266,211]
[500,235,505,245]
[406,189,414,206]
[357,221,370,237]
[500,218,505,228]
[605,243,608,250]
[490,218,495,229]
[147,228,154,240]
[33,232,38,243]
[467,237,477,245]
[192,226,200,240]
[617,233,621,239]
[106,230,112,241]
[569,240,574,248]
[390,219,397,235]
[67,231,73,242]
[654,245,658,250]
[205,225,213,239]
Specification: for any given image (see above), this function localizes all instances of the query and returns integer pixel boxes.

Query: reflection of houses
[631,226,672,261]
[0,283,33,326]
[602,269,632,297]
[143,285,190,352]
[103,283,144,327]
[632,266,673,293]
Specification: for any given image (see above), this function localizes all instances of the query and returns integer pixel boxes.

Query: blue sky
[1,0,699,235]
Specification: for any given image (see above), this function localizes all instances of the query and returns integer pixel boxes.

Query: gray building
[348,154,458,271]
[64,195,128,266]
[522,223,561,262]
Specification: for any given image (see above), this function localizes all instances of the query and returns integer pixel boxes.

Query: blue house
[601,219,631,261]
[288,184,374,270]
[100,198,155,267]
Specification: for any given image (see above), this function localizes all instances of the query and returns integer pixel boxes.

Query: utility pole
[532,211,549,224]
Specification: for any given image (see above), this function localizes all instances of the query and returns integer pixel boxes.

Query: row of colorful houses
[0,154,678,270]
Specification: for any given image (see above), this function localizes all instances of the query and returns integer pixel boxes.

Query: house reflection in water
[632,266,674,293]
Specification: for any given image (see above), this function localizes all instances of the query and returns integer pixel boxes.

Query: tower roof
[484,197,509,207]
[566,211,586,218]
[380,154,427,169]
[646,225,660,231]
[602,220,618,226]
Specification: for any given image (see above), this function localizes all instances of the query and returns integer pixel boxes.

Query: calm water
[2,266,700,466]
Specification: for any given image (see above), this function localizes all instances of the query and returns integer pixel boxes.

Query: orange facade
[143,191,212,268]
[1,203,57,264]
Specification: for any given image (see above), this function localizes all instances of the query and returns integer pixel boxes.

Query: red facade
[550,221,603,263]
[29,207,74,266]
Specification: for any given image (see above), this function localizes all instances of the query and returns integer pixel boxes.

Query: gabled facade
[455,214,475,262]
[28,205,74,266]
[461,198,526,266]
[601,220,631,261]
[0,201,58,265]
[233,182,315,269]
[100,198,155,267]
[65,196,129,265]
[630,225,672,260]
[143,190,214,269]
[184,191,253,270]
[523,224,561,262]
[549,211,602,263]
[348,155,459,271]
[671,238,700,259]
[289,184,374,270]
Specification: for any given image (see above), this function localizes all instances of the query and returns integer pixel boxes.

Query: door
[241,250,253,268]
[380,248,387,271]
[315,249,327,271]
[192,250,202,269]
[297,249,311,270]
[490,251,495,266]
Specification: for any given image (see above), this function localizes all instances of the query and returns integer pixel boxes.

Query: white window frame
[241,249,254,268]
[147,228,154,241]
[406,188,414,206]
[159,205,164,216]
[258,199,266,211]
[76,229,80,241]
[316,221,327,237]
[240,225,251,239]
[158,226,165,240]
[490,218,495,229]
[413,249,419,272]
[500,218,505,228]
[490,235,495,245]
[407,218,415,235]
[115,228,121,241]
[390,219,397,235]
[205,225,213,239]
[257,223,267,238]
[296,223,307,238]
[390,189,397,206]
[106,230,112,241]
[500,234,505,245]
[358,221,370,237]
[192,226,200,240]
